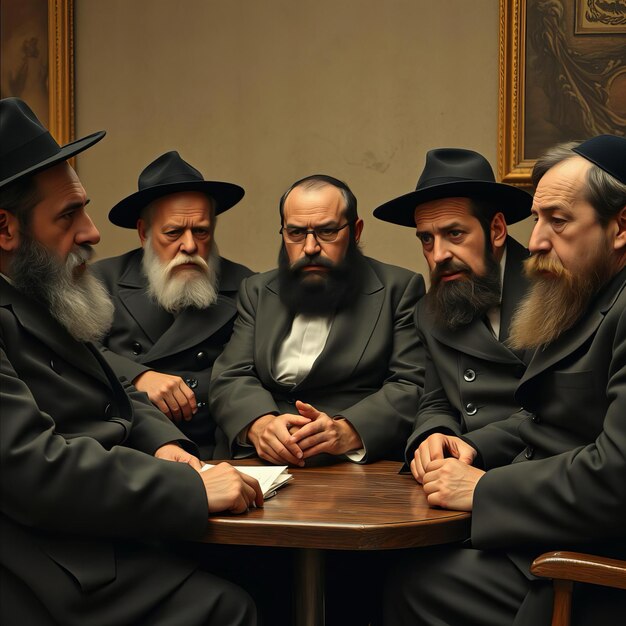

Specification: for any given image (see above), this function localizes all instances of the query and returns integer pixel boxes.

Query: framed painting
[1,0,74,145]
[498,0,626,188]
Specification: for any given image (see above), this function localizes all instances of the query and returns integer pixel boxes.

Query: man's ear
[353,218,364,243]
[0,209,21,252]
[137,218,148,247]
[613,205,626,251]
[489,212,508,254]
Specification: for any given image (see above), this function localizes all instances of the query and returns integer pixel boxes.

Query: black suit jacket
[467,266,626,564]
[405,237,534,462]
[210,256,426,462]
[0,277,210,623]
[92,248,253,458]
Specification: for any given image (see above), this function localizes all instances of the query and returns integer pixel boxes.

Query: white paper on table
[200,464,293,498]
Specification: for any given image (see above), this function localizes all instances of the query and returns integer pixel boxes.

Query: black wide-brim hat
[373,148,532,227]
[108,151,245,228]
[573,134,626,185]
[0,97,105,189]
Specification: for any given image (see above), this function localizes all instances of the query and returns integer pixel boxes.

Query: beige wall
[75,0,534,277]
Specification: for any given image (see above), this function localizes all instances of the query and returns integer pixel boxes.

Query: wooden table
[202,460,470,626]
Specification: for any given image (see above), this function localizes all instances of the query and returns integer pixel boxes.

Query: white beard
[10,240,115,343]
[142,236,220,314]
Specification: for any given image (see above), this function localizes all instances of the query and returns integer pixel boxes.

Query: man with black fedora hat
[0,97,262,625]
[384,135,626,625]
[374,148,534,476]
[93,151,253,459]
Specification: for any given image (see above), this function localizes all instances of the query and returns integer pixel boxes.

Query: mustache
[165,253,209,274]
[431,259,472,285]
[290,255,335,272]
[524,254,572,280]
[67,244,95,269]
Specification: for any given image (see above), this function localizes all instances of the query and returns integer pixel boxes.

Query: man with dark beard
[210,174,425,464]
[0,97,263,626]
[383,135,626,625]
[374,148,533,472]
[92,151,253,459]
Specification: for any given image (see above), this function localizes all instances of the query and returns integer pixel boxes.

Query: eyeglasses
[279,222,351,243]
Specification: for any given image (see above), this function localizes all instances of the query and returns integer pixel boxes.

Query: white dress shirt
[485,247,507,339]
[274,314,333,385]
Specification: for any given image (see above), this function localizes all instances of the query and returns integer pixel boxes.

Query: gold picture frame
[498,0,626,188]
[48,0,74,145]
[0,0,74,145]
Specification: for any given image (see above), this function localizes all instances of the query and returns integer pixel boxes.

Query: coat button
[50,358,61,374]
[463,369,476,382]
[185,377,198,389]
[195,350,209,365]
[131,341,142,355]
[197,401,207,409]
[287,397,296,405]
[525,446,535,459]
[465,402,477,416]
[531,414,540,423]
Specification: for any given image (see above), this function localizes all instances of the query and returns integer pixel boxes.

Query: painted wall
[74,0,534,278]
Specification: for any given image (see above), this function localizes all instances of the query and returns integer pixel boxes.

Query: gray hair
[532,141,626,226]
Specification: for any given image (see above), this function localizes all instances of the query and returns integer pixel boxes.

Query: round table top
[201,460,471,550]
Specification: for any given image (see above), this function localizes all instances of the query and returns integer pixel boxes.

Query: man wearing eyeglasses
[210,174,425,465]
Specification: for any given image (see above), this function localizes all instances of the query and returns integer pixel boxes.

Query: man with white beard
[384,135,626,625]
[93,151,253,459]
[0,97,262,625]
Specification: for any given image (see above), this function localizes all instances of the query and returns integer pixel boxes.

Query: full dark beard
[277,240,365,315]
[426,251,502,331]
[9,235,114,342]
[508,248,616,350]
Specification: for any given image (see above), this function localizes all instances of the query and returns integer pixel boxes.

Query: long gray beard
[142,237,220,314]
[10,238,115,343]
[508,247,615,350]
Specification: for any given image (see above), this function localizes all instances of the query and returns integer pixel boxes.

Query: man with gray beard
[373,148,533,471]
[93,151,253,459]
[0,98,262,625]
[384,135,626,625]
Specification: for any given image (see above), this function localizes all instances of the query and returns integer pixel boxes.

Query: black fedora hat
[108,151,245,228]
[373,148,532,227]
[573,134,626,185]
[0,97,105,189]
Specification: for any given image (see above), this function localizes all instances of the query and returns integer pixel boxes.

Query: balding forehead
[414,197,473,227]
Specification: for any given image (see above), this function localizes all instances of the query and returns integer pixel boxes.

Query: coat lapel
[146,295,237,362]
[429,316,522,365]
[296,259,385,389]
[256,274,292,384]
[115,253,174,346]
[0,279,111,387]
[520,268,626,385]
[499,237,530,344]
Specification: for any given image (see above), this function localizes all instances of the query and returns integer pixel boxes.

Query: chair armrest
[531,551,626,590]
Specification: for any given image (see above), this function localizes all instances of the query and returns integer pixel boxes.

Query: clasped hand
[248,400,363,466]
[411,434,484,511]
[134,370,197,421]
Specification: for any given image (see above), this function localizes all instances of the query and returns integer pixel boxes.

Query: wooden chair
[530,551,626,626]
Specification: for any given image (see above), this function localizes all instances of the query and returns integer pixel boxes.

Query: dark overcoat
[92,248,253,459]
[210,256,426,462]
[405,236,534,460]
